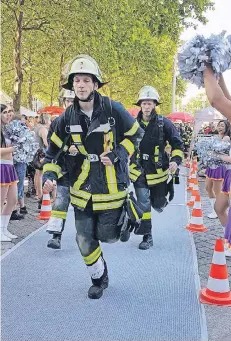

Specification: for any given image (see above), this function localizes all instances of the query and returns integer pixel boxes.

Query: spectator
[11,114,29,217]
[33,113,51,208]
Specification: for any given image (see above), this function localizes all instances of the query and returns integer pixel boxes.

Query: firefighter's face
[63,98,74,109]
[141,100,156,117]
[73,74,98,101]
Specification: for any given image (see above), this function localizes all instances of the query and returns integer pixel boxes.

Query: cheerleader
[0,104,18,242]
[205,120,230,219]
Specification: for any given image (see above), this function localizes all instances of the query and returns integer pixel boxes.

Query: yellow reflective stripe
[142,212,151,220]
[172,149,184,158]
[124,121,139,136]
[130,200,139,221]
[51,210,67,219]
[146,169,169,179]
[50,132,68,151]
[105,165,118,194]
[70,188,91,200]
[92,190,127,202]
[83,246,101,265]
[93,199,124,211]
[129,164,142,177]
[73,159,90,190]
[154,146,159,162]
[43,163,61,176]
[147,174,168,185]
[109,131,113,150]
[129,173,139,181]
[70,195,88,208]
[120,139,135,156]
[71,134,88,155]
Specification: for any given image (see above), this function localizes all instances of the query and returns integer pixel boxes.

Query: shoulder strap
[157,115,164,167]
[52,110,71,164]
[103,96,117,148]
[52,133,71,164]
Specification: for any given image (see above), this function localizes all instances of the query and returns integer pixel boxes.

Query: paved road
[1,174,205,341]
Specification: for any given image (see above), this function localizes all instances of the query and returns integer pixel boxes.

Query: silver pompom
[195,137,230,168]
[178,31,231,88]
[5,120,39,163]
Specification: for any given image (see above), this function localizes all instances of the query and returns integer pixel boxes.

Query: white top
[81,109,93,120]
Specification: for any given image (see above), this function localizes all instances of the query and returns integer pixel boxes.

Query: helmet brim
[62,75,108,90]
[134,100,161,106]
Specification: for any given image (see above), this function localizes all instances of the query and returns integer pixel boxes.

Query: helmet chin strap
[76,88,95,103]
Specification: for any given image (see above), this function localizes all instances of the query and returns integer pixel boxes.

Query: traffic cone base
[186,224,208,232]
[200,288,231,306]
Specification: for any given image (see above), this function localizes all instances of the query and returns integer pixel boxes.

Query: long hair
[217,120,231,137]
[0,104,7,147]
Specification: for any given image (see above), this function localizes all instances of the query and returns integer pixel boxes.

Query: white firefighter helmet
[63,89,75,99]
[136,86,161,106]
[62,54,106,90]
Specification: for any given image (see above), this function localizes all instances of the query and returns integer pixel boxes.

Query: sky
[180,0,231,104]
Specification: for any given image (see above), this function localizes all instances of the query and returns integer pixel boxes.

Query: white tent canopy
[194,107,226,134]
[0,90,37,116]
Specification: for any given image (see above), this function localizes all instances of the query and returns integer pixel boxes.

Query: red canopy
[167,112,194,123]
[37,106,64,116]
[127,107,140,118]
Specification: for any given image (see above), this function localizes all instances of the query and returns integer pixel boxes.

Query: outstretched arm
[203,66,231,121]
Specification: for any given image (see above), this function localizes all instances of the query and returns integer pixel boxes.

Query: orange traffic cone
[187,188,200,207]
[36,191,52,220]
[200,239,231,306]
[186,194,207,232]
[187,171,196,192]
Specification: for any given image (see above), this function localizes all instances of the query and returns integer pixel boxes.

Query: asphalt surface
[1,173,231,341]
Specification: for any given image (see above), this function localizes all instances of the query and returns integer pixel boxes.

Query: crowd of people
[1,54,230,300]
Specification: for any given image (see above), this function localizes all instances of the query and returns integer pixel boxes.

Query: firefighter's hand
[69,145,78,155]
[43,179,56,192]
[169,161,178,173]
[100,152,113,166]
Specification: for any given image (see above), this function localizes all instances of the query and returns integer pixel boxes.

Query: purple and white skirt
[0,160,18,186]
[221,169,231,195]
[205,165,226,180]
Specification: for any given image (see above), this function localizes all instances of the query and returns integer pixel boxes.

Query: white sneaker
[1,233,12,242]
[4,229,18,239]
[225,248,231,257]
[207,211,218,219]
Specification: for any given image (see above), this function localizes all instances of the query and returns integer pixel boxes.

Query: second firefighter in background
[129,86,184,250]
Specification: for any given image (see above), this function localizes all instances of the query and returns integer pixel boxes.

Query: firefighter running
[43,55,144,299]
[129,86,184,250]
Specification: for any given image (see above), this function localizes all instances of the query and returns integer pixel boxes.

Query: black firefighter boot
[88,260,109,299]
[47,233,62,249]
[139,233,153,250]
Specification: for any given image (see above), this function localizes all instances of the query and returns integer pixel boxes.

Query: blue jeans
[14,162,27,199]
[134,183,152,235]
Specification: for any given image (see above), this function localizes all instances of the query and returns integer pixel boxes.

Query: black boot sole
[47,240,61,249]
[138,241,153,250]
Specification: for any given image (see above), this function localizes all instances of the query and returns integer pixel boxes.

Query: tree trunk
[27,73,33,109]
[58,53,64,106]
[13,0,25,114]
[50,80,55,106]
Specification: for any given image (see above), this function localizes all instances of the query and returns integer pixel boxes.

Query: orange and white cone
[187,171,197,192]
[186,194,207,232]
[36,191,52,220]
[187,188,200,207]
[200,239,231,306]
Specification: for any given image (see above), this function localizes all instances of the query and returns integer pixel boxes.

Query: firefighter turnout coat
[129,111,184,187]
[43,92,144,212]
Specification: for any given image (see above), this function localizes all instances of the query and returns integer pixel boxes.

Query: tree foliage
[1,0,213,114]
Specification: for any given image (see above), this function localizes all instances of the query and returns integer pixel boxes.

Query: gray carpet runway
[1,175,206,341]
